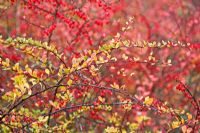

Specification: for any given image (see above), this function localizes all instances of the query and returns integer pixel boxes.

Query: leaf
[171,121,181,129]
[143,96,153,106]
[64,68,70,74]
[12,75,29,93]
[122,54,128,60]
[13,63,20,72]
[28,89,32,95]
[67,79,73,86]
[137,115,150,123]
[25,65,32,75]
[186,113,192,120]
[2,58,10,67]
[104,126,119,133]
[38,116,48,123]
[123,40,130,47]
[98,96,105,103]
[110,82,119,89]
[45,69,50,75]
[129,123,139,131]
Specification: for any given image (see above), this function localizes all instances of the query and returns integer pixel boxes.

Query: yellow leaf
[2,58,10,67]
[12,75,29,93]
[38,116,48,123]
[181,118,185,124]
[186,113,192,120]
[67,79,73,86]
[122,129,127,133]
[171,121,181,129]
[13,63,20,71]
[129,123,139,131]
[98,96,105,103]
[25,65,32,75]
[64,68,70,74]
[45,69,50,75]
[143,96,153,106]
[137,115,150,123]
[110,82,119,89]
[105,126,119,133]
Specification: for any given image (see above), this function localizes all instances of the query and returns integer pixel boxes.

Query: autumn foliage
[0,0,199,132]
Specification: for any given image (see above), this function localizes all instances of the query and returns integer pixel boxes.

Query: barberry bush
[0,0,199,132]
